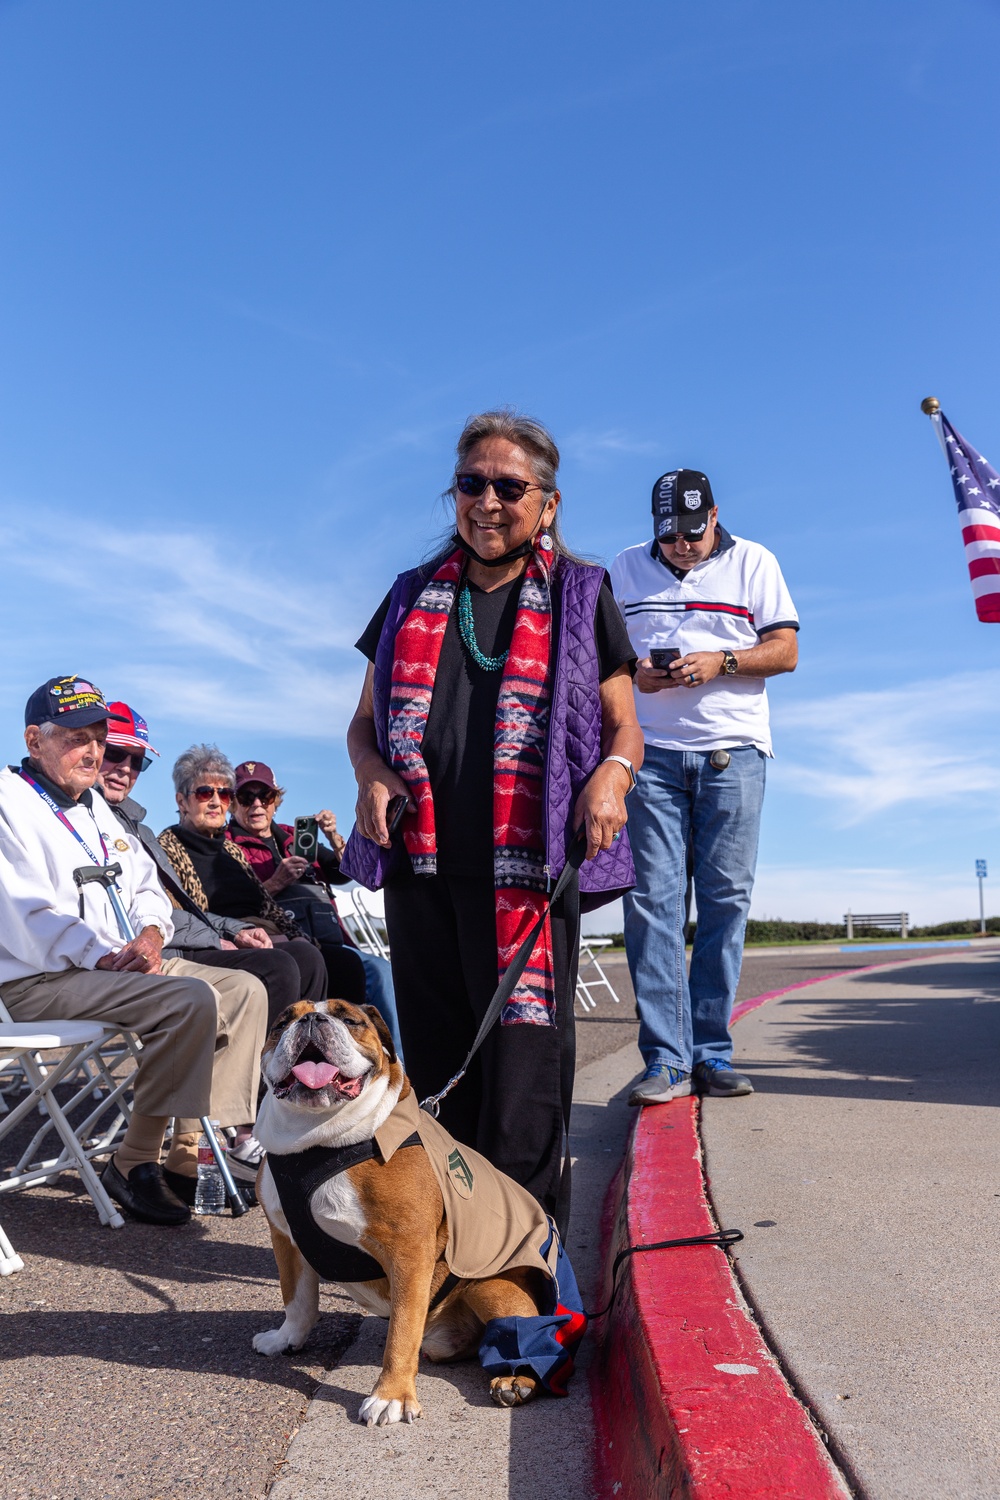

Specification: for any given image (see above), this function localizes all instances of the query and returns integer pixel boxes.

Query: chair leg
[17,1051,125,1228]
[0,1216,24,1274]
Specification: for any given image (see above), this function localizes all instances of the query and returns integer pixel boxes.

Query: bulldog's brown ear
[362,1004,396,1063]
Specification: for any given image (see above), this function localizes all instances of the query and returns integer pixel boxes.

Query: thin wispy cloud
[0,508,371,742]
[771,671,1000,824]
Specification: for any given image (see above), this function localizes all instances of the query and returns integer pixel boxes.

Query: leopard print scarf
[157,828,306,942]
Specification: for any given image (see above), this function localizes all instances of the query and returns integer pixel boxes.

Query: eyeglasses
[455,474,542,503]
[660,532,701,546]
[192,785,233,804]
[103,744,151,775]
[235,786,278,807]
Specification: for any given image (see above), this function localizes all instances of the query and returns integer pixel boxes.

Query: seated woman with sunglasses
[342,409,642,1231]
[224,762,398,1045]
[157,745,364,1015]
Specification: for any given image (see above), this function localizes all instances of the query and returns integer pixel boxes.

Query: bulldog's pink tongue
[291,1060,338,1090]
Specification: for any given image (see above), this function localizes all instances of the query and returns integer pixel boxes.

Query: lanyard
[18,769,111,869]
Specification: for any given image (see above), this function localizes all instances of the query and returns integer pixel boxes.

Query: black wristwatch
[720,650,738,676]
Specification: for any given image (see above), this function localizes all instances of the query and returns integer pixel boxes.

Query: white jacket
[0,766,174,983]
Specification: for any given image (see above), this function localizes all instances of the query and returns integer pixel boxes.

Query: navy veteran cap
[24,675,122,729]
[651,468,716,540]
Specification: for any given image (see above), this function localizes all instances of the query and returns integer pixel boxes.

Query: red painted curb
[590,954,967,1498]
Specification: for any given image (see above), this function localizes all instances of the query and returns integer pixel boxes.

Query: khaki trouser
[0,957,267,1126]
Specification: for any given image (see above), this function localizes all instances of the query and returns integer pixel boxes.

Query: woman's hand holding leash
[573,759,630,859]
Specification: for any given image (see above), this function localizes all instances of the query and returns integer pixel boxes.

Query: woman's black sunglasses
[455,474,541,503]
[235,786,278,807]
[102,744,152,775]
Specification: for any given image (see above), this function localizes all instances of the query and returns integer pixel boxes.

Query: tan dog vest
[374,1087,559,1283]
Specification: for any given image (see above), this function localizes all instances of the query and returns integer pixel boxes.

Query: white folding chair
[0,1020,131,1269]
[575,936,624,1012]
[338,888,391,960]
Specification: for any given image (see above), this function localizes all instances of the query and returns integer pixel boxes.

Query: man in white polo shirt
[611,469,798,1105]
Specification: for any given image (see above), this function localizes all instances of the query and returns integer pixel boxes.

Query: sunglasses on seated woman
[192,784,233,804]
[102,744,152,775]
[234,785,278,807]
[455,474,542,502]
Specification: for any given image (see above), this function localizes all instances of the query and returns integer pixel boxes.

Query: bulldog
[252,1000,585,1426]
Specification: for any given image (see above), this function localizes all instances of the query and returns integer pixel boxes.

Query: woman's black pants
[383,872,579,1234]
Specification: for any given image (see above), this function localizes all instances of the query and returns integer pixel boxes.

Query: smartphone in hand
[387,794,409,836]
[649,647,681,670]
[292,816,319,859]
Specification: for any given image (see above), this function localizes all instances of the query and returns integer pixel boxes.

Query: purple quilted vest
[341,556,634,912]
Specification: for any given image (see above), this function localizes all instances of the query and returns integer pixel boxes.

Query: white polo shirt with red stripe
[610,528,798,755]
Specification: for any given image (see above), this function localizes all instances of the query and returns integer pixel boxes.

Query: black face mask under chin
[451,532,536,568]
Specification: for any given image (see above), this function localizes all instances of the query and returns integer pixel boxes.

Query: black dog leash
[420,831,588,1116]
[583,1227,745,1320]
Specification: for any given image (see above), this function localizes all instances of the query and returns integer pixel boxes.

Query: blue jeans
[358,950,404,1063]
[623,745,766,1073]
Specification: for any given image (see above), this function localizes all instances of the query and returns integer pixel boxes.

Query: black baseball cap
[651,468,716,540]
[24,676,125,730]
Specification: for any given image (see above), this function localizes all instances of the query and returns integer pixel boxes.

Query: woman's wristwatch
[601,755,637,792]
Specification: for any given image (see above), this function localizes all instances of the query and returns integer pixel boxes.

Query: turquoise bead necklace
[457,581,508,672]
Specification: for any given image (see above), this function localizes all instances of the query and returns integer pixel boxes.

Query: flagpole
[920,395,949,458]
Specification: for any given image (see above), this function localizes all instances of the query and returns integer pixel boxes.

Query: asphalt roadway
[0,939,985,1499]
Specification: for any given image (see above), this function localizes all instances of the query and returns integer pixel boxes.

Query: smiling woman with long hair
[341,410,642,1230]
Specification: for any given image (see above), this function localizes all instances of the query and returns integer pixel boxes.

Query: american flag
[931,410,1000,623]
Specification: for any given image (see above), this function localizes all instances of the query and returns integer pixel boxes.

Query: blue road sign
[976,860,988,878]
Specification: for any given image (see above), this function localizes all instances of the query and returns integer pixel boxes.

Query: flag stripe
[969,556,1000,580]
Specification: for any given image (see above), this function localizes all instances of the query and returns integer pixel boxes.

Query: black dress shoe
[162,1167,198,1206]
[101,1159,191,1225]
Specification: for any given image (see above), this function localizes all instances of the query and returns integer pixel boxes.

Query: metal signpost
[976,860,987,935]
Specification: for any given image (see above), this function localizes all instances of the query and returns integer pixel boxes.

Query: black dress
[356,573,635,1231]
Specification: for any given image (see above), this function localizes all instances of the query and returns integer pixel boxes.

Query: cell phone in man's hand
[387,795,409,836]
[293,816,319,859]
[649,647,681,670]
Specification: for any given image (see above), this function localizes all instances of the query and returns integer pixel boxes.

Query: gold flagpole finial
[921,396,941,416]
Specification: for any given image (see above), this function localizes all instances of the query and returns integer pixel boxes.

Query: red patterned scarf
[388,548,556,1024]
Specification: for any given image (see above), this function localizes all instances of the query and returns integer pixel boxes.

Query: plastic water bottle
[194,1121,227,1216]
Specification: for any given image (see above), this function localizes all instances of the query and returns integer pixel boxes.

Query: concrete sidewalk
[268,1036,643,1500]
[702,950,1000,1500]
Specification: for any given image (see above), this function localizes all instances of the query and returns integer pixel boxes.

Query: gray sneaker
[628,1064,692,1107]
[693,1059,753,1097]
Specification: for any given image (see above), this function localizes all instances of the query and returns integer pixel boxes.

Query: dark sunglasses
[235,786,278,807]
[455,474,542,503]
[102,744,151,775]
[192,784,233,804]
[660,532,702,546]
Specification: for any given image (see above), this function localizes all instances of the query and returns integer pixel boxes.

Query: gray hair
[444,408,582,563]
[172,743,235,797]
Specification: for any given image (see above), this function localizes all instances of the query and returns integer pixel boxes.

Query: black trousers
[179,938,327,1030]
[384,872,579,1233]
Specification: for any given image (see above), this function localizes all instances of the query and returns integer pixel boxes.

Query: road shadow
[740,957,1000,1108]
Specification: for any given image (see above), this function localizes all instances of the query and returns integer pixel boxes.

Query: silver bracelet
[601,755,637,792]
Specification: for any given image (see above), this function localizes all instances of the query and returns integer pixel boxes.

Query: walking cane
[73,862,248,1216]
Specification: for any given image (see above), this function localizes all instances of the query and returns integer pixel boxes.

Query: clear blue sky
[2,0,998,924]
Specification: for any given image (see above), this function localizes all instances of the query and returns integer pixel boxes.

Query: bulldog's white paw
[358,1393,422,1426]
[253,1326,303,1357]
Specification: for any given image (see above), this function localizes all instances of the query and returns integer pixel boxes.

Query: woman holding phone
[342,410,641,1228]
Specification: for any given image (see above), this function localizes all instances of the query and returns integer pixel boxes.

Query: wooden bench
[844,911,909,940]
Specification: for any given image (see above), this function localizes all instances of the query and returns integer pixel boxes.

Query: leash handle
[420,831,588,1115]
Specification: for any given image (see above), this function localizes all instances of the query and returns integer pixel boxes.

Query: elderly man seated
[0,677,267,1227]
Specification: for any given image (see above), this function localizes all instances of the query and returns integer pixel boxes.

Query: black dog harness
[268,1133,423,1284]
